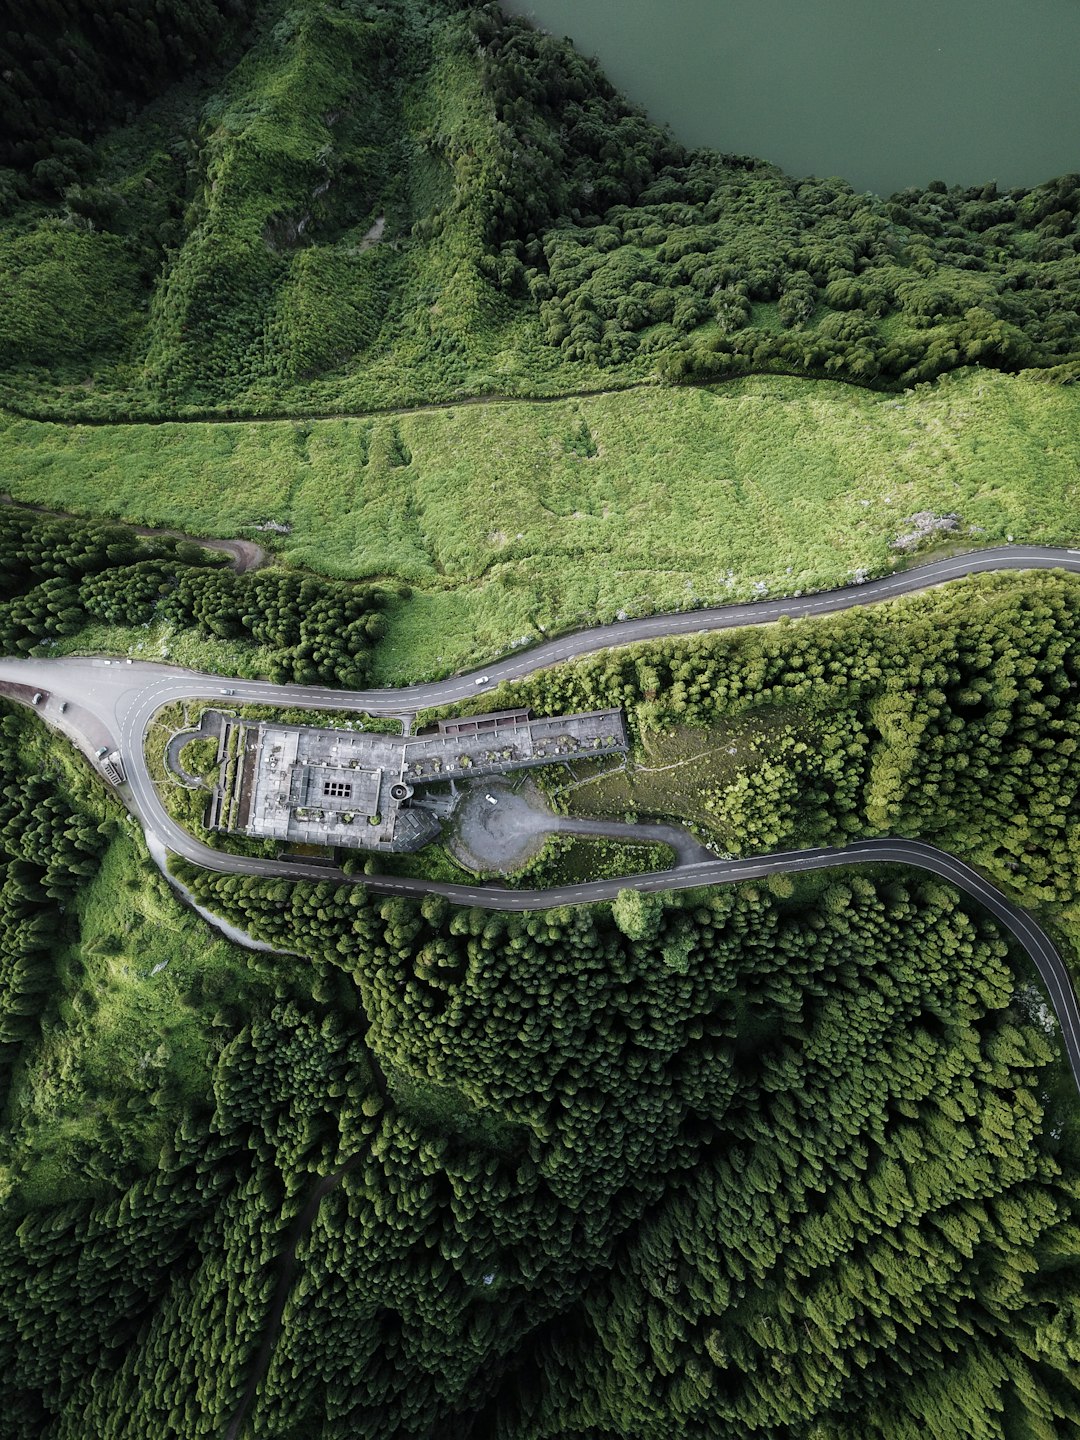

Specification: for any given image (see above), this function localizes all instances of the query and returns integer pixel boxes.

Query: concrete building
[212,707,627,854]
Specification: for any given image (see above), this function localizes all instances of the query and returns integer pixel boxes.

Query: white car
[474,675,490,686]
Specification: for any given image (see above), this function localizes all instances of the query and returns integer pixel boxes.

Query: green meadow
[3,368,1078,680]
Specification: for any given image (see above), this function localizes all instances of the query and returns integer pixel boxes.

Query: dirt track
[0,493,268,573]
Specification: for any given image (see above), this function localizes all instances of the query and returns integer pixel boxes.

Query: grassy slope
[6,1,1080,423]
[0,713,278,1211]
[3,367,1078,680]
[0,0,617,419]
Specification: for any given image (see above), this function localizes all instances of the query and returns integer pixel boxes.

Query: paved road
[447,779,711,872]
[1,544,1079,1091]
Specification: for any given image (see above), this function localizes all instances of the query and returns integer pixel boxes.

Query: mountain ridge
[2,0,1079,419]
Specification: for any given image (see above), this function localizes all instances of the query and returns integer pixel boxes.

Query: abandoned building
[208,707,627,853]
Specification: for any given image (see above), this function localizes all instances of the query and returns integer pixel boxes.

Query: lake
[502,0,1080,195]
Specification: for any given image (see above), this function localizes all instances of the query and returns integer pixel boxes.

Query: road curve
[167,840,1080,1098]
[1,492,267,573]
[1,545,1079,1092]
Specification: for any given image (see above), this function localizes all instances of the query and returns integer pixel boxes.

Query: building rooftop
[213,707,627,853]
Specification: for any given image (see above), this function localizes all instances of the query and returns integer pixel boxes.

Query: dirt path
[0,368,885,430]
[359,214,386,251]
[0,493,268,572]
[0,381,651,429]
[164,711,222,788]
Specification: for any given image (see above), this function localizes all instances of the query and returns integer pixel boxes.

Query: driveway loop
[448,779,710,874]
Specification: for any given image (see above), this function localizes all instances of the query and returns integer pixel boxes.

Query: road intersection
[1,543,1079,1091]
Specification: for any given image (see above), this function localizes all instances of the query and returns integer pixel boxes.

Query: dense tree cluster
[508,571,1080,906]
[0,712,103,1103]
[0,673,1076,1434]
[0,509,387,685]
[165,865,1080,1439]
[0,0,257,170]
[494,883,1080,1438]
[470,5,1080,387]
[0,990,384,1438]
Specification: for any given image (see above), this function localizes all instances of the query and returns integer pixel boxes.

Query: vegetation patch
[171,859,1080,1439]
[7,830,275,1209]
[177,736,218,783]
[501,569,1080,977]
[3,369,1080,680]
[510,833,675,887]
[343,844,475,886]
[3,2,1080,1433]
[4,2,1080,418]
[0,505,387,686]
[237,704,403,734]
[559,716,795,841]
[145,703,273,859]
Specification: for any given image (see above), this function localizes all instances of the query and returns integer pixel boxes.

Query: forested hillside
[0,508,389,686]
[0,688,1076,1437]
[2,3,1080,1436]
[508,569,1080,918]
[2,0,1080,418]
[0,555,1079,1434]
[0,1,258,169]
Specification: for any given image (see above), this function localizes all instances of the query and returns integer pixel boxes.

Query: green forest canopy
[1,3,1079,1436]
[0,697,1076,1438]
[1,522,1080,1433]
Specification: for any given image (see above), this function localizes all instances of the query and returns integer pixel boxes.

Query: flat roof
[228,706,629,852]
[294,764,381,817]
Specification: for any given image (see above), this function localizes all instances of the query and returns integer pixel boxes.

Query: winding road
[1,543,1079,1091]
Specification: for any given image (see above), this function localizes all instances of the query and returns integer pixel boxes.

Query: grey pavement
[164,717,220,789]
[448,780,709,872]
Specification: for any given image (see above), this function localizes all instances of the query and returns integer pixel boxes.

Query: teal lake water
[503,0,1080,194]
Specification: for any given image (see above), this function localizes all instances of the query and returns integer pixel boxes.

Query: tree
[612,887,663,941]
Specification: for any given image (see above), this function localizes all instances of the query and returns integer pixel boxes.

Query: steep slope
[1,0,1080,418]
[0,0,258,168]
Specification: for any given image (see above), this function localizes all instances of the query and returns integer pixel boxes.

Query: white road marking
[3,546,1080,1089]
